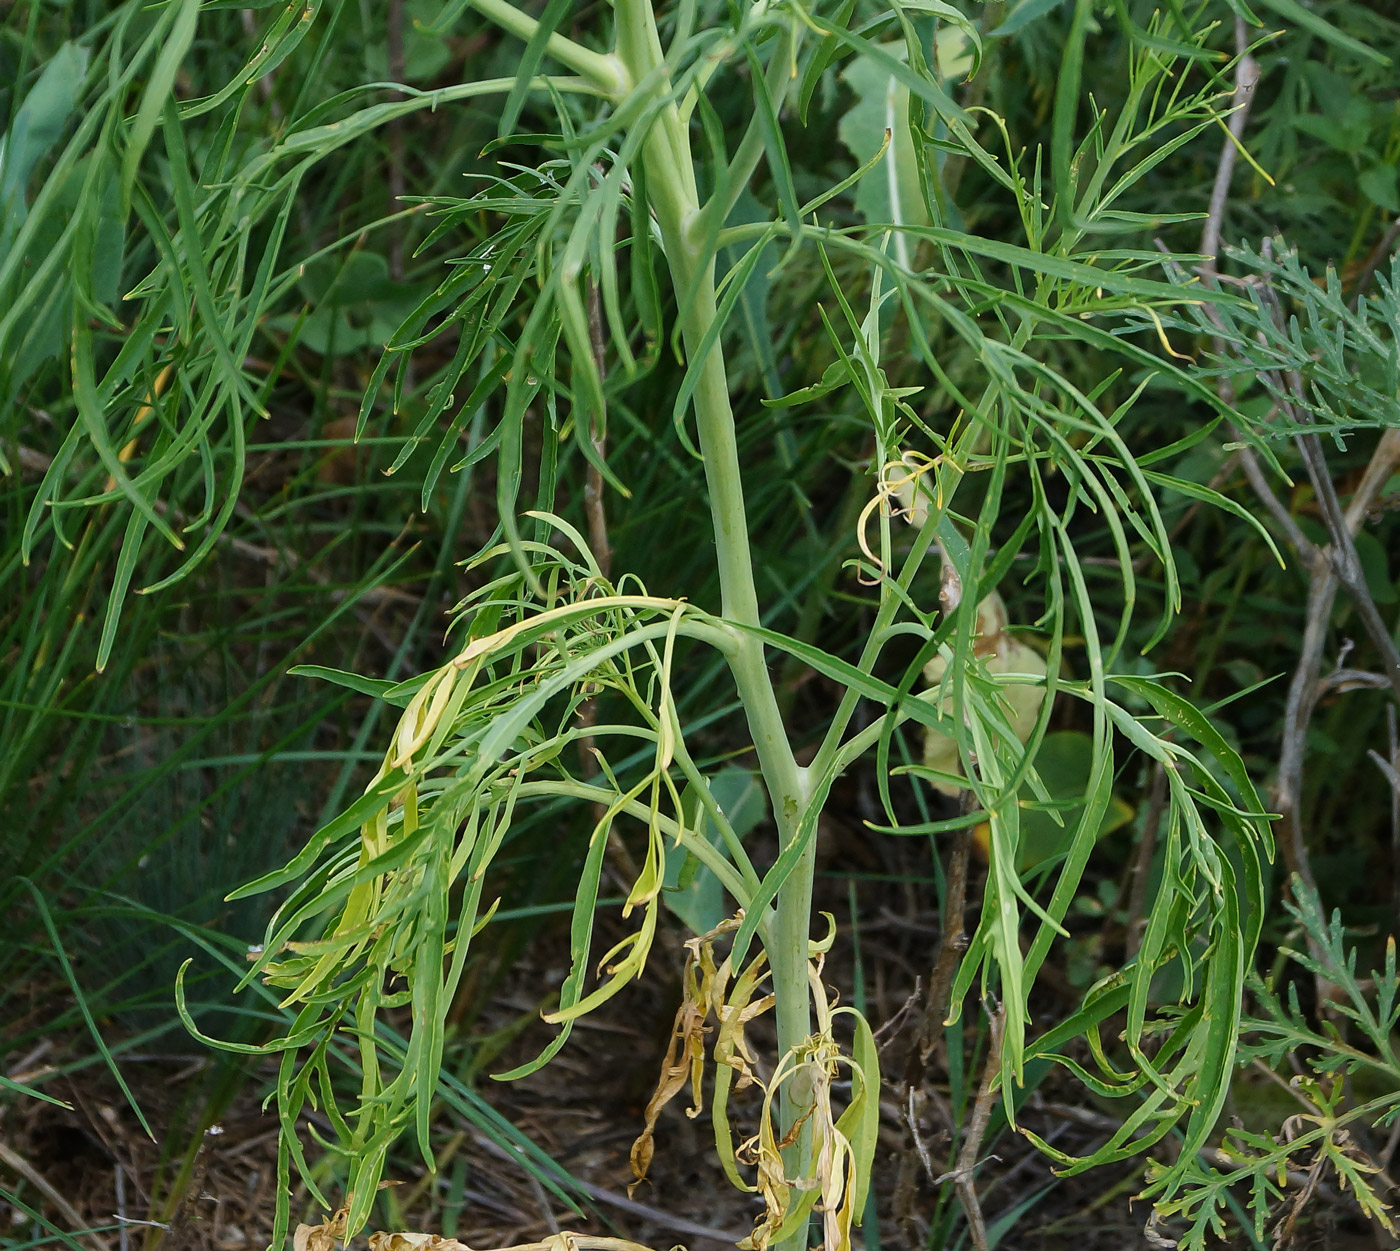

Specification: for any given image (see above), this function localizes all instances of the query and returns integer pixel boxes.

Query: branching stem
[468,0,816,1222]
[606,0,816,1224]
[466,0,627,96]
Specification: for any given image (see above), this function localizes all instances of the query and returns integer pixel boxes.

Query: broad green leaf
[1015,732,1134,873]
[663,766,767,936]
[838,44,929,234]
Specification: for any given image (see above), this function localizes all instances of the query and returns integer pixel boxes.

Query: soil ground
[1,748,1380,1251]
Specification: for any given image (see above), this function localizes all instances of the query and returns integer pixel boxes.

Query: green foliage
[1,0,594,1231]
[664,765,770,936]
[1155,877,1400,1249]
[5,0,1400,1246]
[157,0,1287,1242]
[1159,238,1400,437]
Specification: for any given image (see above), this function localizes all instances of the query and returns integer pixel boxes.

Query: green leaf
[663,766,767,936]
[990,0,1072,39]
[1354,529,1397,605]
[0,1073,72,1109]
[1360,164,1400,214]
[835,1008,880,1221]
[497,0,573,139]
[288,665,407,700]
[838,44,930,233]
[121,0,200,209]
[21,880,154,1140]
[1108,677,1267,819]
[731,622,948,735]
[1016,732,1134,872]
[1051,0,1092,225]
[1254,0,1389,65]
[0,42,89,253]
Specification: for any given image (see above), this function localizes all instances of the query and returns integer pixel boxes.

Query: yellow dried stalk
[628,926,876,1251]
[296,1212,671,1251]
[368,1237,672,1251]
[629,916,764,1193]
[855,450,945,584]
[627,930,711,1192]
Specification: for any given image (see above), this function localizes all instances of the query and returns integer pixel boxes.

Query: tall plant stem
[468,0,626,93]
[608,0,815,1190]
[461,0,814,1223]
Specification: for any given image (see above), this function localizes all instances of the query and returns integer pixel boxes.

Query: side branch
[466,0,628,97]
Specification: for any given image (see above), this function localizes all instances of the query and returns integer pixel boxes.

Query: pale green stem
[467,0,816,1234]
[467,0,629,96]
[608,0,816,1201]
[700,16,798,239]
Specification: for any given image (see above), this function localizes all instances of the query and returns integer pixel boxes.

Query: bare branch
[1349,214,1400,308]
[919,811,974,1063]
[1232,430,1323,566]
[947,1005,1005,1251]
[1297,431,1400,705]
[1275,573,1336,897]
[1199,19,1260,268]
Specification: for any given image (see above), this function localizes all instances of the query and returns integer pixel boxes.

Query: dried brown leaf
[369,1233,472,1251]
[294,1207,349,1251]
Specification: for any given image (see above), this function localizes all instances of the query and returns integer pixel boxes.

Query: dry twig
[1188,20,1400,903]
[0,1139,109,1251]
[1348,214,1400,308]
[941,1005,1005,1251]
[1198,20,1259,270]
[893,792,978,1241]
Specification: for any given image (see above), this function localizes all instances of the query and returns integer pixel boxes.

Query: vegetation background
[3,0,1400,1249]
